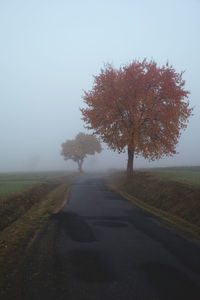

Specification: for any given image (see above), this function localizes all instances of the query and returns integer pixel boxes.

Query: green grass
[145,166,200,187]
[0,181,39,198]
[0,171,71,198]
[0,171,68,182]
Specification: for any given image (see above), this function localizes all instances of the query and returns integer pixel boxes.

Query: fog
[0,0,200,172]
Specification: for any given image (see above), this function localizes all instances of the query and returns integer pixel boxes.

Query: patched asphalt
[12,174,200,300]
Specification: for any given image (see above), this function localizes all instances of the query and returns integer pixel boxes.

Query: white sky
[0,0,199,172]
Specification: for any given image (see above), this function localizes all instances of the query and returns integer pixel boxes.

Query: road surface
[12,174,200,300]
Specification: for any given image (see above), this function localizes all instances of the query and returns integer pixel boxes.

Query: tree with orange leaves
[61,132,102,172]
[81,59,193,177]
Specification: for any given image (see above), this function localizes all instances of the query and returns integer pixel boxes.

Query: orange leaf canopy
[81,60,192,160]
[61,132,102,162]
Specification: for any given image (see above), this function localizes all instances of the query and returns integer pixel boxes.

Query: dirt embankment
[106,171,200,228]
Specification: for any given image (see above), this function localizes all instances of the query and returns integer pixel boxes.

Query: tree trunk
[77,159,83,173]
[127,148,134,177]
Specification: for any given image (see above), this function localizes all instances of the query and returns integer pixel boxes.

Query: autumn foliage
[81,59,193,177]
[61,132,102,172]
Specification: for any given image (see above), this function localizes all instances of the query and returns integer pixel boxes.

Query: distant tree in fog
[81,59,193,177]
[61,132,102,172]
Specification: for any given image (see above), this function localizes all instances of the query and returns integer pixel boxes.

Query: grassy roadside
[145,166,200,187]
[0,183,59,231]
[105,170,200,241]
[0,170,70,198]
[0,181,39,198]
[0,181,71,296]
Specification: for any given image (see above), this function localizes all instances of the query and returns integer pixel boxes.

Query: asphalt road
[14,174,200,300]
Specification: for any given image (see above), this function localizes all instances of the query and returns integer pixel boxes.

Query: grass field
[146,166,200,187]
[0,171,69,198]
[0,181,39,198]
